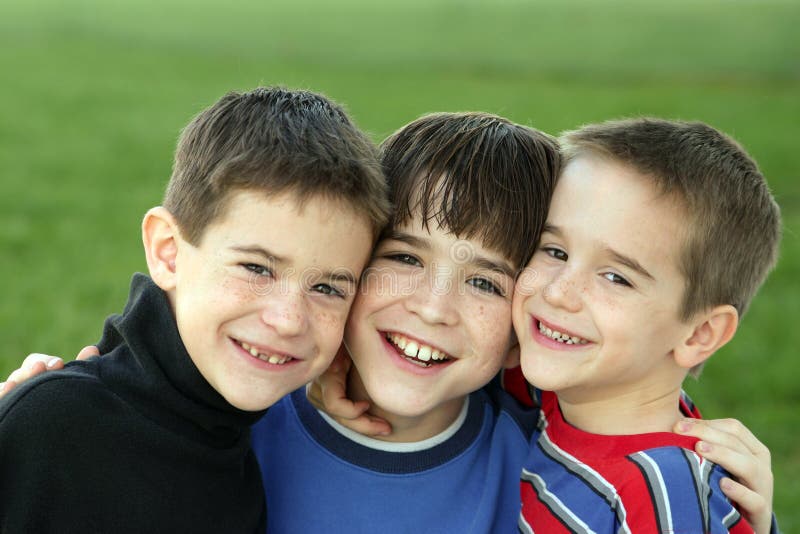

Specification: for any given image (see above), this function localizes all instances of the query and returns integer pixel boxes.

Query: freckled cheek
[312,309,349,345]
[218,276,262,304]
[469,301,514,351]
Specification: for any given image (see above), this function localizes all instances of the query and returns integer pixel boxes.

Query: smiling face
[343,215,518,436]
[169,190,373,411]
[512,155,695,406]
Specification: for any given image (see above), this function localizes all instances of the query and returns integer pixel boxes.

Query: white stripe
[517,513,535,534]
[317,395,469,452]
[539,428,632,534]
[521,469,597,533]
[722,506,740,527]
[636,452,673,532]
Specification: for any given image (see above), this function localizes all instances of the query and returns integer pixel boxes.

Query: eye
[386,253,422,267]
[311,283,345,299]
[468,277,504,297]
[242,263,272,277]
[602,272,632,287]
[542,246,568,261]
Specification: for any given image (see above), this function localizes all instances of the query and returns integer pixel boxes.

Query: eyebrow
[229,245,358,285]
[382,230,431,251]
[541,224,655,282]
[229,245,285,264]
[604,247,655,282]
[385,231,516,279]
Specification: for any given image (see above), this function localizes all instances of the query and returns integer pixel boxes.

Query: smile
[537,321,589,345]
[384,332,452,368]
[234,338,295,365]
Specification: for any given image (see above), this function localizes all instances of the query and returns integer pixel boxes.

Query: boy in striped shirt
[512,118,780,533]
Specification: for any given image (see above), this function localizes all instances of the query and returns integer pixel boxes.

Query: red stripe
[520,480,573,533]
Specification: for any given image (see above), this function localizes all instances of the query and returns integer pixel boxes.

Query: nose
[260,288,309,337]
[403,265,459,326]
[542,265,583,313]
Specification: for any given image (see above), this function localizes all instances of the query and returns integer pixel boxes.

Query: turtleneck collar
[96,273,267,447]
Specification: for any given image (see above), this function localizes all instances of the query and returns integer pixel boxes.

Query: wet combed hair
[164,87,390,244]
[561,117,781,324]
[380,112,561,270]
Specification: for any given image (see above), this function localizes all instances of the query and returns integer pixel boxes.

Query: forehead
[552,156,688,272]
[207,190,373,261]
[390,212,516,267]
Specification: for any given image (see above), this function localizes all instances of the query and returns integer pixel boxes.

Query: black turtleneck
[0,274,267,533]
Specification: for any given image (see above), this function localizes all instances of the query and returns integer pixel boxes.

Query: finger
[76,345,100,360]
[679,418,768,456]
[306,381,325,410]
[319,381,370,420]
[675,419,772,483]
[718,478,771,534]
[22,353,64,372]
[307,375,370,419]
[331,413,392,437]
[8,362,45,385]
[693,440,759,485]
[0,380,17,399]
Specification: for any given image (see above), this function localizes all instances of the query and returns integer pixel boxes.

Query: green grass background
[1,0,797,527]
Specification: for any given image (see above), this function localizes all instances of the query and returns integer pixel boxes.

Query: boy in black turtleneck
[0,87,389,533]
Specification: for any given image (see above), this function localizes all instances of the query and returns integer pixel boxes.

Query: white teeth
[417,346,432,361]
[538,322,588,345]
[238,340,292,364]
[386,333,451,364]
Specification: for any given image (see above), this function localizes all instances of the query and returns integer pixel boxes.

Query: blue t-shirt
[250,386,536,533]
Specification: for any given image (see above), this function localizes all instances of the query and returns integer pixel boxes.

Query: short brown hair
[561,118,781,321]
[380,112,560,270]
[164,87,390,244]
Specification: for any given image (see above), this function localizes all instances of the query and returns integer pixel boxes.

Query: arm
[675,418,775,534]
[0,346,99,399]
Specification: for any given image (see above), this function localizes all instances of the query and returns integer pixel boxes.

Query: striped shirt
[519,390,753,534]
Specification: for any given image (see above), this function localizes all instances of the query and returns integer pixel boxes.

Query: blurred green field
[1,0,798,527]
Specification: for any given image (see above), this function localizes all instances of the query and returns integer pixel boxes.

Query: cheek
[470,300,514,352]
[313,308,348,348]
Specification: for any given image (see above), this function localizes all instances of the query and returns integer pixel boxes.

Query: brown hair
[380,112,560,270]
[164,87,390,244]
[561,117,781,324]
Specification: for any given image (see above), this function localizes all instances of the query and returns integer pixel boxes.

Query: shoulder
[0,362,110,429]
[474,383,539,442]
[623,446,752,532]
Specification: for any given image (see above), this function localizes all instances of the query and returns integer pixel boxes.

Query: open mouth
[384,332,452,368]
[233,338,295,365]
[536,321,589,345]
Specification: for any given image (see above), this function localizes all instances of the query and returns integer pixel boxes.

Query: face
[512,155,694,404]
[170,190,373,411]
[344,214,518,429]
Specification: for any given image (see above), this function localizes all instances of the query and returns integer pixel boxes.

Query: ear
[673,305,739,369]
[142,207,180,291]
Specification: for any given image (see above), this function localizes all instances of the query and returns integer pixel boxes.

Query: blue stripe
[641,447,704,533]
[527,431,619,532]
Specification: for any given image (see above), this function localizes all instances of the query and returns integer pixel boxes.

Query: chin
[224,389,280,412]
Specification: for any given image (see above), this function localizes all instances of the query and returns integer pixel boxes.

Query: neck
[346,369,466,443]
[556,384,685,435]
